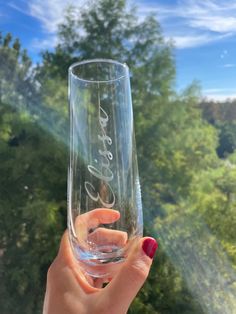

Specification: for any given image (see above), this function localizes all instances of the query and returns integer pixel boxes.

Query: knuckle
[46,258,58,281]
[129,259,149,282]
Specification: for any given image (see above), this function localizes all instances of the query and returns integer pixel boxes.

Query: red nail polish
[142,238,158,259]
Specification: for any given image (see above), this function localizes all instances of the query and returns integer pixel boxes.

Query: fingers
[55,231,99,292]
[75,208,120,242]
[103,237,158,313]
[56,230,125,291]
[76,208,120,229]
[88,228,128,248]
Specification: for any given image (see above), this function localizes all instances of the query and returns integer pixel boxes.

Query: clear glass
[67,59,143,279]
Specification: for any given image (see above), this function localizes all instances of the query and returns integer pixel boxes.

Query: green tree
[0,32,39,110]
[38,0,175,216]
[1,0,236,313]
[199,99,236,158]
[216,121,236,158]
[37,1,222,313]
[0,34,66,314]
[199,99,236,124]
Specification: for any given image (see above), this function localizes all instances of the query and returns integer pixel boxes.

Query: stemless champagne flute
[68,59,143,279]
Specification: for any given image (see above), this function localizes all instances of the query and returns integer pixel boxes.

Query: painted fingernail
[142,238,158,259]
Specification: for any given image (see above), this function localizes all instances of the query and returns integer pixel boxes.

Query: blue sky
[1,0,236,100]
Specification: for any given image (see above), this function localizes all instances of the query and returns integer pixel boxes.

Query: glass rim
[68,58,129,83]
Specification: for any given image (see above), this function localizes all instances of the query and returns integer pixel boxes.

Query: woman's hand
[43,231,158,314]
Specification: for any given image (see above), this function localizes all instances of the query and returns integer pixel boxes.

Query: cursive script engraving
[85,101,116,208]
[84,180,115,208]
[88,164,113,182]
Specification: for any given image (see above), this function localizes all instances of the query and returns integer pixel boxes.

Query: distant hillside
[199,99,236,158]
[199,99,236,124]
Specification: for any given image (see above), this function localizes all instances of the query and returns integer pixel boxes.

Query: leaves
[1,1,236,313]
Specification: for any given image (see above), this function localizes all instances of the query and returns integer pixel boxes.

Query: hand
[43,230,158,314]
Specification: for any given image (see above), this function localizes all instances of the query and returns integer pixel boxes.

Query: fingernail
[142,238,158,259]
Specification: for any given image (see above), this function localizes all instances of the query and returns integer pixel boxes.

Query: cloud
[190,16,236,33]
[7,2,28,15]
[170,34,211,49]
[170,34,230,49]
[203,88,236,101]
[27,0,86,33]
[223,63,236,68]
[8,0,87,51]
[8,0,236,50]
[8,0,87,34]
[30,36,58,50]
[137,0,236,48]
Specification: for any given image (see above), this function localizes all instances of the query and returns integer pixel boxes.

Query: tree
[37,1,222,313]
[199,99,236,158]
[216,121,236,158]
[1,0,236,312]
[38,1,175,92]
[0,34,66,314]
[0,32,39,111]
[37,0,176,218]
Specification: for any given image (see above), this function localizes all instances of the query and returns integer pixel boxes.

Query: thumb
[104,237,158,312]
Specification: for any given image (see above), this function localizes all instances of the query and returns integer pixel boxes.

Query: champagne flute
[68,59,143,279]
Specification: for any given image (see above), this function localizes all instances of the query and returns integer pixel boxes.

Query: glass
[67,59,143,279]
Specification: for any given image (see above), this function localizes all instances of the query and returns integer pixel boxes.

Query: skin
[43,209,156,314]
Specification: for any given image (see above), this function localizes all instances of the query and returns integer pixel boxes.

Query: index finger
[75,208,120,231]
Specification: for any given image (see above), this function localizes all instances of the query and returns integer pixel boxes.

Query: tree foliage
[199,99,236,158]
[0,1,236,313]
[0,34,66,314]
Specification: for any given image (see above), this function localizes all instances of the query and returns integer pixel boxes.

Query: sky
[0,0,236,100]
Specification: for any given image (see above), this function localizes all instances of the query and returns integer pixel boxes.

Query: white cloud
[223,63,236,68]
[8,0,87,50]
[8,0,87,33]
[30,36,59,50]
[137,0,236,49]
[7,2,27,15]
[203,94,236,101]
[27,0,86,33]
[8,0,236,50]
[202,88,236,101]
[190,16,236,33]
[171,35,209,49]
[170,34,220,49]
[169,32,232,49]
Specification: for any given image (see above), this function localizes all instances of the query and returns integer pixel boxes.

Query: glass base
[73,243,126,278]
